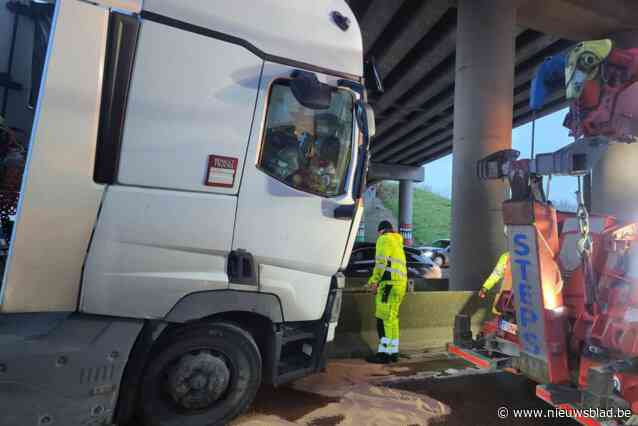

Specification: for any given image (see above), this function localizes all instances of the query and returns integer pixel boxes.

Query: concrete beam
[373,0,451,79]
[390,123,453,164]
[366,162,424,182]
[359,0,405,55]
[371,36,570,159]
[373,88,454,154]
[375,112,453,163]
[517,0,638,41]
[375,64,558,164]
[410,144,454,166]
[374,30,554,139]
[405,131,454,165]
[400,88,565,166]
[373,24,457,114]
[373,27,532,140]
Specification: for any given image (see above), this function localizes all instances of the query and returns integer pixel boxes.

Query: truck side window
[258,80,354,197]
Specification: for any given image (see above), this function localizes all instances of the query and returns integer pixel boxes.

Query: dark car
[345,242,443,288]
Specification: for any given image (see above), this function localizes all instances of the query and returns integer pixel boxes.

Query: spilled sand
[231,359,450,426]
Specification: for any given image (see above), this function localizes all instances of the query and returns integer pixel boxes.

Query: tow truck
[449,39,638,426]
[0,1,377,425]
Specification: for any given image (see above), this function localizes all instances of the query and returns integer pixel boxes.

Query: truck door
[81,16,262,318]
[233,63,361,322]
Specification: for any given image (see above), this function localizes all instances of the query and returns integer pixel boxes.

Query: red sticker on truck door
[205,155,238,188]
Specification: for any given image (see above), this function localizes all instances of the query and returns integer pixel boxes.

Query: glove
[478,288,488,299]
[369,282,378,295]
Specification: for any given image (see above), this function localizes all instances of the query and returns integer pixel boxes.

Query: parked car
[417,238,451,267]
[345,242,443,283]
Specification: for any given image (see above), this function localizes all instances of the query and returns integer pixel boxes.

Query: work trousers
[375,280,406,354]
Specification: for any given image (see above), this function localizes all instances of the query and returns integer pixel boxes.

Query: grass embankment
[378,183,451,246]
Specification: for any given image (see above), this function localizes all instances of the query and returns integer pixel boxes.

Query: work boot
[390,353,400,363]
[366,352,390,364]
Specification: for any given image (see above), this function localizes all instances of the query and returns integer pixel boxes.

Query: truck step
[274,367,314,386]
[282,331,315,345]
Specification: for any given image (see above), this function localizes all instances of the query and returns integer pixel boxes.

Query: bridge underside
[349,0,638,290]
[346,0,638,166]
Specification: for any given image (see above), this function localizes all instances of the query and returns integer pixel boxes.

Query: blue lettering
[522,332,541,355]
[514,259,530,281]
[518,281,533,306]
[519,306,539,327]
[514,233,530,256]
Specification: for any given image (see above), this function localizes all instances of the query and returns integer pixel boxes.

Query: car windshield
[411,253,433,265]
[259,80,354,197]
[431,240,450,248]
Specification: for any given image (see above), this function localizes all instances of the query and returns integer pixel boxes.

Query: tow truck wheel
[139,322,262,426]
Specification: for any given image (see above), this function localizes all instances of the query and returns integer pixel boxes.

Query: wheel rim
[165,350,231,411]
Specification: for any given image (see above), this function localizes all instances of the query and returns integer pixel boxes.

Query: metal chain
[576,176,591,254]
[576,175,597,313]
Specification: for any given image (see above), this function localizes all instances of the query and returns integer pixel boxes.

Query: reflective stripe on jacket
[369,232,408,284]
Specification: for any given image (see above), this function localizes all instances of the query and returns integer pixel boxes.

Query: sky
[422,108,579,209]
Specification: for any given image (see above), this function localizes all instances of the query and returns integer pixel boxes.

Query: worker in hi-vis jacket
[366,220,408,364]
[478,251,511,314]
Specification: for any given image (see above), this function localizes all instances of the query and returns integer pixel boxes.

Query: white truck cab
[0,1,374,424]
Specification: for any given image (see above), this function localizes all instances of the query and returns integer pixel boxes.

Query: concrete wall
[330,290,495,358]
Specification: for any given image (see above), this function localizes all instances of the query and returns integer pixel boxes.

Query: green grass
[378,183,451,246]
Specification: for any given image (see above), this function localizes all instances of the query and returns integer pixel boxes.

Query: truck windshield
[259,80,354,197]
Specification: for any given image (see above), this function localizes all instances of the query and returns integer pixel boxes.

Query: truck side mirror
[290,70,332,109]
[355,100,375,140]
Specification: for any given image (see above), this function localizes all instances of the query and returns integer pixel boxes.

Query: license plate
[500,319,518,335]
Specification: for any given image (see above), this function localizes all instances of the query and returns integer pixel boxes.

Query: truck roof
[98,0,363,79]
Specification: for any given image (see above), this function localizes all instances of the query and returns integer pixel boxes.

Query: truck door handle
[227,250,258,286]
[334,204,355,219]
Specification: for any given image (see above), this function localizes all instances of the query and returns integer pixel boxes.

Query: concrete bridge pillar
[591,31,638,222]
[399,180,414,246]
[450,0,515,290]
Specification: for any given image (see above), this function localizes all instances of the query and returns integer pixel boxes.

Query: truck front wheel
[139,322,262,426]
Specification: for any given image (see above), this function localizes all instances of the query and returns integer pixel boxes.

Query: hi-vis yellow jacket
[482,252,511,292]
[368,232,408,284]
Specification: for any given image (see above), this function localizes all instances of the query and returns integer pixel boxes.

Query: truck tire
[139,322,262,426]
